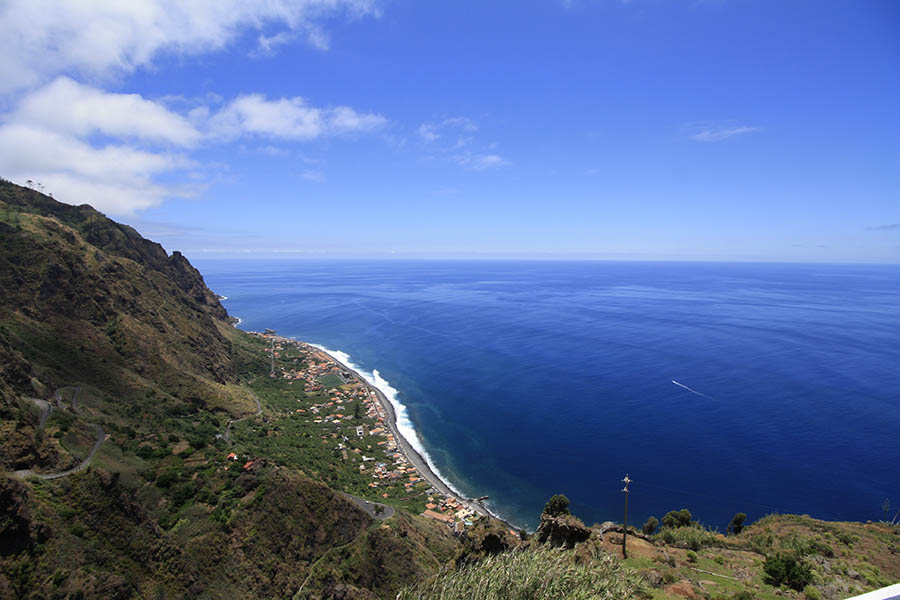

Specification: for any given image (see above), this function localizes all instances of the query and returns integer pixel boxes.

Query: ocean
[196,259,900,530]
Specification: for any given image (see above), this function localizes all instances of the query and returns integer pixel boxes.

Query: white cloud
[690,124,759,142]
[11,77,201,146]
[0,81,385,215]
[0,2,385,215]
[0,0,379,94]
[0,123,193,214]
[208,94,385,140]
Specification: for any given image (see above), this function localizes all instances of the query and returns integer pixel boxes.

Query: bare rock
[536,513,591,549]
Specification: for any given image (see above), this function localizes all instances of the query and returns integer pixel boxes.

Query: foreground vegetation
[398,541,648,600]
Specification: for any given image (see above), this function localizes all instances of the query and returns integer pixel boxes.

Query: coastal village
[238,330,481,533]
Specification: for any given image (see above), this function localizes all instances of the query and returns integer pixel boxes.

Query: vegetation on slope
[397,540,648,600]
[0,180,461,599]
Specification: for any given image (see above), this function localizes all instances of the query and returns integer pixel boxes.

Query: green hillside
[0,181,462,599]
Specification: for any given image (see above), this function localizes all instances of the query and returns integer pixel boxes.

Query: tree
[543,494,570,517]
[662,508,692,529]
[642,516,659,535]
[728,512,747,535]
[763,552,813,591]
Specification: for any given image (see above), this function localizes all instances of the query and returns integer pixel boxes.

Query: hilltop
[0,179,897,600]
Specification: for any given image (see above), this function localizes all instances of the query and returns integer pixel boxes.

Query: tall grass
[397,543,648,600]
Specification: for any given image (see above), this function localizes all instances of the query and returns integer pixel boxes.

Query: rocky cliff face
[0,179,235,403]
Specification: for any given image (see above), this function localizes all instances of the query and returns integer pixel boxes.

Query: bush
[643,516,659,535]
[543,494,571,517]
[686,551,698,563]
[657,526,722,551]
[169,481,195,508]
[662,508,692,529]
[763,552,814,591]
[728,512,747,535]
[155,468,182,489]
[803,585,821,600]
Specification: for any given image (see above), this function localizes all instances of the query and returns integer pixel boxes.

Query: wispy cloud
[689,123,759,142]
[418,116,507,170]
[301,169,325,182]
[866,223,900,231]
[455,153,509,171]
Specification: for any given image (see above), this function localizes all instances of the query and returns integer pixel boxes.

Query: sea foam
[311,344,466,499]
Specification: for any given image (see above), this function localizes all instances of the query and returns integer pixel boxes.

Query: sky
[1,0,898,262]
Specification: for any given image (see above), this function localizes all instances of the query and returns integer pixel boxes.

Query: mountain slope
[0,180,462,599]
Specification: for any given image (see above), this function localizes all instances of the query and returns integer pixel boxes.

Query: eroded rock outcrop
[535,513,592,549]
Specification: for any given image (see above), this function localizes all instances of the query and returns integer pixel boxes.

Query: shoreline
[306,343,515,528]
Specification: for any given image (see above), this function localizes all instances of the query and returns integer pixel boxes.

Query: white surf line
[310,344,467,500]
[672,380,715,400]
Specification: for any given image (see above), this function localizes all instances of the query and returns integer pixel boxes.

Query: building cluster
[248,332,477,532]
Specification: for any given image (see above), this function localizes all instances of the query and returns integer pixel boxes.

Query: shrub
[643,516,659,535]
[763,552,814,591]
[657,525,722,551]
[662,508,692,529]
[543,494,571,517]
[686,551,698,563]
[803,585,821,600]
[728,512,747,535]
[156,468,182,489]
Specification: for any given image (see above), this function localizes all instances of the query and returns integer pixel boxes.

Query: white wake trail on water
[672,380,715,400]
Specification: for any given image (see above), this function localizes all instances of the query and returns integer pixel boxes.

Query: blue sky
[1,0,898,262]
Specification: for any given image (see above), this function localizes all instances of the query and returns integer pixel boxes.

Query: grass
[398,542,648,600]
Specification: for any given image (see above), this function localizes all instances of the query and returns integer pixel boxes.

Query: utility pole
[622,474,632,559]
[270,337,276,376]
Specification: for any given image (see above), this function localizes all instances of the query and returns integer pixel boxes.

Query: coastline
[307,343,508,526]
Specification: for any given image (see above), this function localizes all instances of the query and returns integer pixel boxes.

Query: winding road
[13,423,105,480]
[222,390,262,444]
[340,492,395,520]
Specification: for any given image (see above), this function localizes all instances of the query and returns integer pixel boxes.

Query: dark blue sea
[195,260,900,530]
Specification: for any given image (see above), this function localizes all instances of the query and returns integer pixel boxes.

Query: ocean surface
[196,260,900,530]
